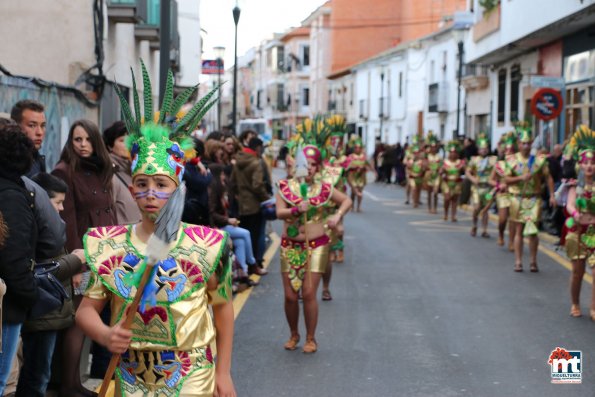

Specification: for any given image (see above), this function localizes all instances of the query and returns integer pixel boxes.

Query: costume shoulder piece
[277,179,333,207]
[321,166,344,187]
[84,224,229,304]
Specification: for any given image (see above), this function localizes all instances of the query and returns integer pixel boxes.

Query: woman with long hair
[276,145,352,353]
[52,119,117,397]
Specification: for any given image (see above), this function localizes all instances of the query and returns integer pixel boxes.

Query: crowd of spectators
[0,99,273,396]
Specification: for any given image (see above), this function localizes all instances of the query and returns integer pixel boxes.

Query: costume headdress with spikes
[446,140,461,153]
[114,60,219,184]
[515,121,532,143]
[477,132,490,149]
[567,125,595,164]
[293,116,332,163]
[325,115,347,157]
[426,131,439,146]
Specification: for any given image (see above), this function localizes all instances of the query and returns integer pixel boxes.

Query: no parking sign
[530,88,563,121]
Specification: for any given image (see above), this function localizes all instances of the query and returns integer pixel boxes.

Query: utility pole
[232,4,241,134]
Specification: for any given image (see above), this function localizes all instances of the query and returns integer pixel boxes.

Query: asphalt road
[231,178,595,397]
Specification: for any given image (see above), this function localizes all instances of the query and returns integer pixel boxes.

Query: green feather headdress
[292,116,332,161]
[567,125,595,163]
[114,59,220,184]
[477,132,490,149]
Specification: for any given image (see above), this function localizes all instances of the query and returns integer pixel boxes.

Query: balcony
[473,4,500,42]
[135,0,160,42]
[107,0,137,23]
[428,82,449,113]
[461,64,489,90]
[379,96,390,119]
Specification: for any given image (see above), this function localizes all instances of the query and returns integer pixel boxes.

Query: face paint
[134,189,172,200]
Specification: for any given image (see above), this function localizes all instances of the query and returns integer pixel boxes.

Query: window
[276,46,285,71]
[510,65,521,122]
[497,69,506,123]
[277,84,285,110]
[303,87,310,107]
[398,72,403,98]
[302,45,310,67]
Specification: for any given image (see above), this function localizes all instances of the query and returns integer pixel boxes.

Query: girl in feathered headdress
[563,125,595,320]
[466,133,497,238]
[345,136,374,212]
[275,117,352,353]
[76,61,237,396]
[424,131,442,214]
[440,140,466,222]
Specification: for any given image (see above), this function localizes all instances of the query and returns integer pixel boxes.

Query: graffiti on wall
[0,75,94,170]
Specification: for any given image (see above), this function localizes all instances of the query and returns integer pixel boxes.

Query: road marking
[232,232,281,319]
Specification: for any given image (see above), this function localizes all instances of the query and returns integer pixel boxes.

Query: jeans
[223,225,256,272]
[0,323,23,395]
[239,213,264,263]
[16,330,58,397]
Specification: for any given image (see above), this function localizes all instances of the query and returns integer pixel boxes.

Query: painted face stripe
[135,189,172,200]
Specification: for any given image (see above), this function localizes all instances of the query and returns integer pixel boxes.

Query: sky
[199,0,327,68]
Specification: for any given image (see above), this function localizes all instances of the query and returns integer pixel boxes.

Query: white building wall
[490,51,539,144]
[467,0,594,62]
[177,0,202,87]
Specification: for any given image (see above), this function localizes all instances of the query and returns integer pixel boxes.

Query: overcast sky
[200,0,326,68]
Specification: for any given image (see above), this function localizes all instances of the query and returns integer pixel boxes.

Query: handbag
[29,261,70,319]
[260,198,277,221]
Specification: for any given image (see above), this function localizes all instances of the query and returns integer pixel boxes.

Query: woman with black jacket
[0,124,38,395]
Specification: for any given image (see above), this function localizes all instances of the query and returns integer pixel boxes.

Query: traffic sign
[530,88,563,121]
[530,75,565,90]
[201,59,224,75]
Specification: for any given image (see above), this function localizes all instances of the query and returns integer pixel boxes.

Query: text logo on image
[548,347,582,384]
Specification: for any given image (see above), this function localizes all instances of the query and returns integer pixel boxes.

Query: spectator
[102,121,141,224]
[462,137,478,160]
[0,124,38,395]
[11,100,46,177]
[209,165,257,288]
[231,137,271,275]
[182,138,212,226]
[17,173,86,397]
[51,119,117,395]
[205,139,226,166]
[206,130,224,142]
[394,143,405,184]
[223,134,241,166]
[239,129,256,148]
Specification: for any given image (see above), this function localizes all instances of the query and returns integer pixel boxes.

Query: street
[231,179,595,397]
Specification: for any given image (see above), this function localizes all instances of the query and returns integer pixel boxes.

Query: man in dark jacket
[231,137,270,275]
[0,124,39,395]
[11,100,47,178]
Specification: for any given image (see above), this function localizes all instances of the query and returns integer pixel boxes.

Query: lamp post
[158,0,171,104]
[214,46,225,133]
[378,67,385,141]
[232,4,241,134]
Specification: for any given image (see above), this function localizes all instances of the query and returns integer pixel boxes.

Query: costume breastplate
[84,224,229,349]
[444,159,463,182]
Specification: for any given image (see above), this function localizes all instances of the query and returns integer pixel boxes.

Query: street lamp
[232,4,241,135]
[453,28,466,139]
[214,45,225,133]
[378,66,385,141]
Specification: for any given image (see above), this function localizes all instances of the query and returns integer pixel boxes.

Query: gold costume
[424,153,442,192]
[505,153,549,235]
[346,153,368,189]
[84,224,231,396]
[468,155,497,207]
[494,160,512,209]
[565,184,595,266]
[277,178,333,291]
[441,159,465,196]
[408,159,425,189]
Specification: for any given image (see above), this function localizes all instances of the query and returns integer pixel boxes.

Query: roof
[302,1,332,26]
[280,26,311,42]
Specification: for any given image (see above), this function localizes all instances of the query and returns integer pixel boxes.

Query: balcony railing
[379,96,390,119]
[462,64,489,78]
[428,82,449,113]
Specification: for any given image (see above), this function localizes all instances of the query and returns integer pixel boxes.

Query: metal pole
[456,40,464,139]
[232,5,241,134]
[379,71,384,141]
[217,61,222,132]
[159,0,171,105]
